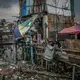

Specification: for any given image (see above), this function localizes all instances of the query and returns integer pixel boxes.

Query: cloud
[74,13,80,21]
[74,0,80,13]
[0,4,19,22]
[0,0,19,22]
[0,0,18,8]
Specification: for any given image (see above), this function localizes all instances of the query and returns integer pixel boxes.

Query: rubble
[0,59,72,80]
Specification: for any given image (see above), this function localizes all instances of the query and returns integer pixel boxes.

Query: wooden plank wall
[48,14,73,32]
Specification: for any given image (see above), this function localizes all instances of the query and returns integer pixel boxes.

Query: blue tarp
[77,25,80,30]
[22,1,27,16]
[12,26,21,40]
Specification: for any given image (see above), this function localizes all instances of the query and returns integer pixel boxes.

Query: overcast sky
[0,0,80,22]
[74,0,80,21]
[0,0,19,22]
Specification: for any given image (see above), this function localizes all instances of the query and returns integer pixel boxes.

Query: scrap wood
[0,68,15,76]
[59,58,80,68]
[59,50,80,65]
[21,68,71,79]
[62,49,80,53]
[65,39,80,52]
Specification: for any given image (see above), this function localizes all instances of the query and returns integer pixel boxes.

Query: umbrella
[58,25,80,34]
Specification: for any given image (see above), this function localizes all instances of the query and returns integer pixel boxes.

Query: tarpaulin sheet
[46,0,71,16]
[18,15,38,36]
[43,45,55,61]
[12,26,21,40]
[77,25,80,30]
[59,25,80,34]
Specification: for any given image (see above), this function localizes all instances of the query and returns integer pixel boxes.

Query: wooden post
[41,57,43,68]
[22,43,25,60]
[30,36,34,65]
[41,51,43,68]
[72,66,75,80]
[15,42,17,64]
[46,60,48,70]
[43,15,48,44]
[75,34,77,39]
